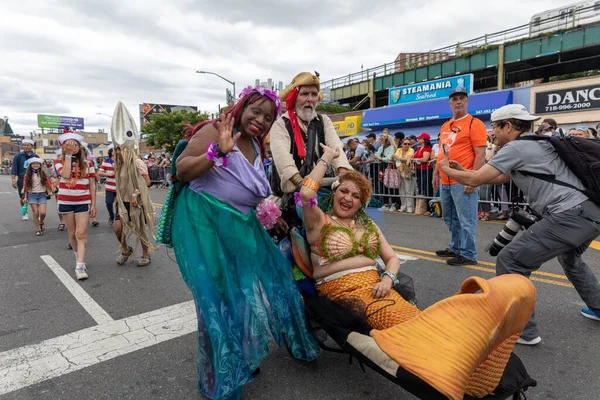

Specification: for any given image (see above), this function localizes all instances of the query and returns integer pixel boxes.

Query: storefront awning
[361,90,514,128]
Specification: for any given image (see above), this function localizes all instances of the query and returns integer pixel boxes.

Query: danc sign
[535,83,600,114]
[388,74,474,106]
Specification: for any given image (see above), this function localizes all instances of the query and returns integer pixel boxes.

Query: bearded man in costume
[110,101,155,267]
[269,72,352,196]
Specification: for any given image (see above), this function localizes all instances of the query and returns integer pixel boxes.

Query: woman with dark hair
[21,157,54,235]
[169,86,319,400]
[412,133,434,215]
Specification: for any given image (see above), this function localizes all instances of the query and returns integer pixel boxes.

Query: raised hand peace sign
[214,113,241,155]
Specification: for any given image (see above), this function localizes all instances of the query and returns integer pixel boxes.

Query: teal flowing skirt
[172,187,320,400]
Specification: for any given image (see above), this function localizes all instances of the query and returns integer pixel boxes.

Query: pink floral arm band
[206,142,229,168]
[294,192,317,209]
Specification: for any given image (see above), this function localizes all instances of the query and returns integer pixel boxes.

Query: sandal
[116,246,133,265]
[137,257,151,267]
[40,223,45,232]
[58,224,65,231]
[92,220,99,227]
[36,230,43,236]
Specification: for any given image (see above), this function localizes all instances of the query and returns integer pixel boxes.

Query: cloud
[1,0,572,136]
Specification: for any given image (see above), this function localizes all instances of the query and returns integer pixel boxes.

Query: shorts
[58,203,90,215]
[114,202,130,221]
[27,192,48,204]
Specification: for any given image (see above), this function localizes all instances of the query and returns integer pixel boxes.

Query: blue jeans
[105,190,116,220]
[440,183,479,260]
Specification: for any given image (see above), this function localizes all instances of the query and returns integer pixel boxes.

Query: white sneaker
[22,214,29,221]
[399,206,407,212]
[75,264,88,280]
[407,208,414,213]
[516,336,542,346]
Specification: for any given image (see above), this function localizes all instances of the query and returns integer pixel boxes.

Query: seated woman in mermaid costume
[299,144,537,400]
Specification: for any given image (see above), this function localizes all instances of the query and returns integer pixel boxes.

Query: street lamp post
[195,70,236,100]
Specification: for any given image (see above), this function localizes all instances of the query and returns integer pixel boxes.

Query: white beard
[295,104,317,122]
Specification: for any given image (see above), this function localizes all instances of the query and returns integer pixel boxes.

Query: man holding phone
[433,87,487,266]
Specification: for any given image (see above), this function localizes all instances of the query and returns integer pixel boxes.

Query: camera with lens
[486,207,539,257]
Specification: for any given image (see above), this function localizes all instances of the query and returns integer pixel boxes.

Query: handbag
[383,164,400,189]
[414,197,428,215]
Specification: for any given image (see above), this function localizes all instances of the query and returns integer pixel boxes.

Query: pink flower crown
[239,85,282,116]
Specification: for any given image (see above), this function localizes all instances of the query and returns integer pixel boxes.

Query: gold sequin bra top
[311,215,381,264]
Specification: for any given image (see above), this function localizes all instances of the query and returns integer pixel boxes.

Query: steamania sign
[535,83,600,114]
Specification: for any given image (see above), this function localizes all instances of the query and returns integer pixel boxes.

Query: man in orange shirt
[433,87,487,265]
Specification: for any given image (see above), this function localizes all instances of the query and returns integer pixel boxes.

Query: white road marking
[40,255,114,325]
[396,254,417,262]
[0,300,196,395]
[0,252,416,396]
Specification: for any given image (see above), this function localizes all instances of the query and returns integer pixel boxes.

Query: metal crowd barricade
[366,160,527,214]
[148,165,170,188]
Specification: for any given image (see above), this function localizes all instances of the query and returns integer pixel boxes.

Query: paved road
[1,175,598,399]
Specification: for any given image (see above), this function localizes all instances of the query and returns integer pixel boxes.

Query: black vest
[270,114,329,196]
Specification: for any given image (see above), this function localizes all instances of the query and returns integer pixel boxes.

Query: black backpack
[516,135,600,206]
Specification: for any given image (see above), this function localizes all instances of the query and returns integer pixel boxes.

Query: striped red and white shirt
[99,160,116,193]
[54,159,96,205]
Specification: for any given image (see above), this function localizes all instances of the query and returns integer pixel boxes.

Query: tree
[316,104,353,114]
[144,110,209,153]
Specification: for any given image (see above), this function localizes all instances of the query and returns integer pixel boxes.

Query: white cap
[58,132,84,145]
[27,157,44,165]
[22,139,35,145]
[491,104,540,122]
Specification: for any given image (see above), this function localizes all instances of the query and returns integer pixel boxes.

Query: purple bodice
[188,141,271,214]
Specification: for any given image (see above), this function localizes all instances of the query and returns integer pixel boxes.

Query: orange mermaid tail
[370,274,536,400]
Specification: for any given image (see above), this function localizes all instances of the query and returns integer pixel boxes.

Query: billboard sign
[139,103,198,128]
[37,114,85,130]
[388,74,474,106]
[534,83,600,114]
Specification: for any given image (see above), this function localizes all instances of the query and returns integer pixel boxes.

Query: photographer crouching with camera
[439,104,600,346]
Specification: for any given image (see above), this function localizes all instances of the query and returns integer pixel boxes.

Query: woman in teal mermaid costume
[165,87,319,400]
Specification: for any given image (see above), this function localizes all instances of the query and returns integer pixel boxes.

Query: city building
[31,130,109,159]
[394,52,451,73]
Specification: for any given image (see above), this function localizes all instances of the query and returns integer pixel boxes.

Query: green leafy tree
[316,104,353,114]
[144,110,209,153]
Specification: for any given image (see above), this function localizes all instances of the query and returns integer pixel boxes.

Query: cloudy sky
[1,0,574,136]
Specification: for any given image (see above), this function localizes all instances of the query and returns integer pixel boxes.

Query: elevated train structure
[326,2,600,109]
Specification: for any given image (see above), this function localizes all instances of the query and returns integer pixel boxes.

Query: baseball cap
[491,104,540,122]
[449,86,469,98]
[416,132,430,140]
[408,135,417,141]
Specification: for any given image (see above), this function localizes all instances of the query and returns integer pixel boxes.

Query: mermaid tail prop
[371,274,535,400]
[317,270,419,329]
[318,271,535,399]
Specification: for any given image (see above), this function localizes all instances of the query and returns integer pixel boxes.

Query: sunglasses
[402,142,410,145]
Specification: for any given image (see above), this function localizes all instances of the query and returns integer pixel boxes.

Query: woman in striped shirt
[54,133,97,280]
